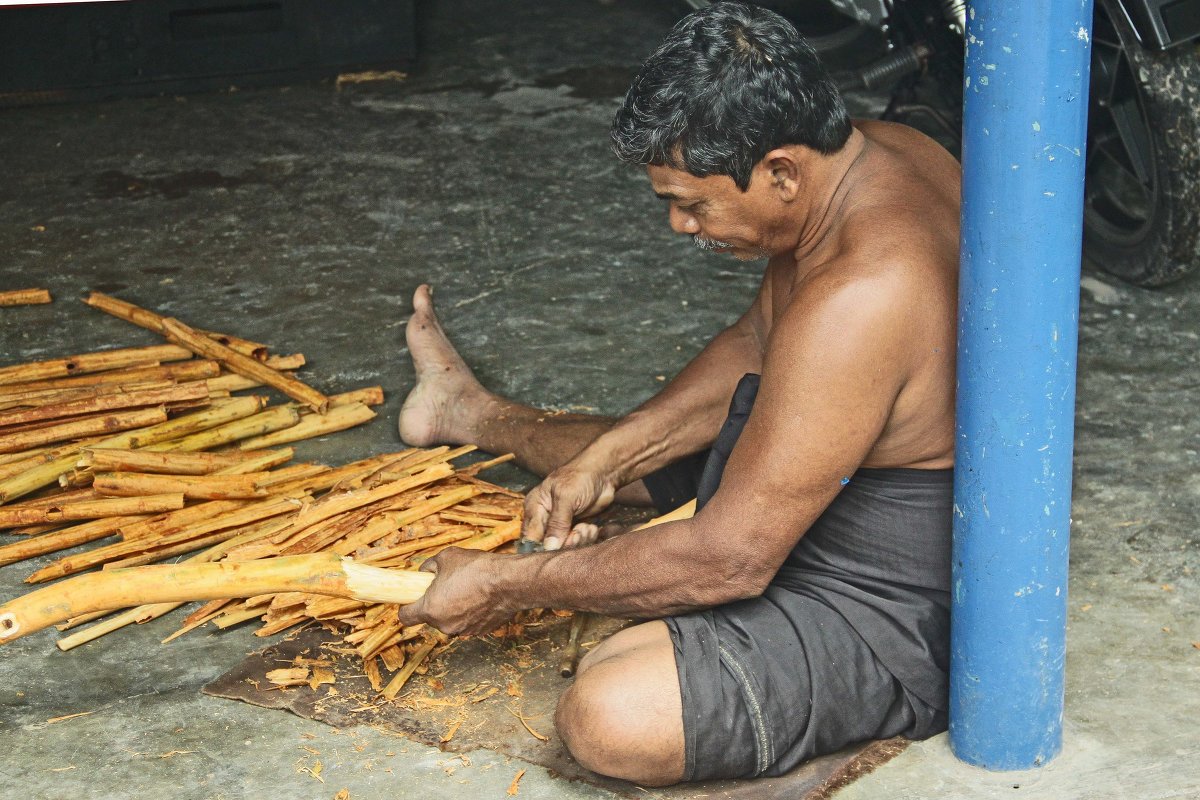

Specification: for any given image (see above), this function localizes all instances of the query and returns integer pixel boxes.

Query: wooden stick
[56,601,185,651]
[633,498,697,530]
[82,292,270,360]
[161,318,328,413]
[0,494,184,527]
[0,383,209,430]
[0,361,220,398]
[91,472,271,500]
[0,407,169,454]
[328,386,385,408]
[80,447,288,475]
[213,448,294,474]
[197,354,307,391]
[0,380,177,413]
[0,396,264,504]
[0,288,51,306]
[236,402,375,449]
[0,516,139,568]
[0,553,435,643]
[148,404,298,453]
[0,486,95,510]
[0,344,192,387]
[381,637,439,700]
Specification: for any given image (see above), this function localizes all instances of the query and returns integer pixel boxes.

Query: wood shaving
[506,705,549,741]
[507,768,526,796]
[309,666,336,690]
[267,667,311,687]
[440,717,464,744]
[471,686,500,704]
[46,711,94,724]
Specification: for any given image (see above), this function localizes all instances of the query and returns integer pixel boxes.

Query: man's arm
[400,269,919,633]
[519,264,774,544]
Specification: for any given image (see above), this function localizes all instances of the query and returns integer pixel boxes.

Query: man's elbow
[710,553,778,603]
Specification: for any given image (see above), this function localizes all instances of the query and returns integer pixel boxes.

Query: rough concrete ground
[1,1,1198,799]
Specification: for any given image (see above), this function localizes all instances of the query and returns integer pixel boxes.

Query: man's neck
[789,128,869,265]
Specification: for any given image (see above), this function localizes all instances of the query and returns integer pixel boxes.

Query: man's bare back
[756,119,960,472]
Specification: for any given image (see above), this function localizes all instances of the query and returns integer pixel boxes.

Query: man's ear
[761,148,803,201]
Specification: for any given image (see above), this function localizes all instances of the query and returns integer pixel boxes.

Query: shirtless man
[396,1,960,787]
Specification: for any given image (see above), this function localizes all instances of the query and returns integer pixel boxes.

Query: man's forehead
[646,163,722,199]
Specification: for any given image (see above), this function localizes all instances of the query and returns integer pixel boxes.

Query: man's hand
[397,548,516,637]
[521,465,619,550]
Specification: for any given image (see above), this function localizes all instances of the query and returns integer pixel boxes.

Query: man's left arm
[399,272,917,635]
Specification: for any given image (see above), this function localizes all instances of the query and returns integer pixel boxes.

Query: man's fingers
[542,498,577,550]
[521,488,551,543]
[396,597,425,627]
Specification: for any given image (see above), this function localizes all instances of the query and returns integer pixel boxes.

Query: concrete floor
[1,2,1198,798]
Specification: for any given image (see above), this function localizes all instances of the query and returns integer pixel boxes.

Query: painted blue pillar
[951,0,1093,770]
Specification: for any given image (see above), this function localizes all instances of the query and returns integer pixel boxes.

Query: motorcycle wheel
[1085,0,1200,287]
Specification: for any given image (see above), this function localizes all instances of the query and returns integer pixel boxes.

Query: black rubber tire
[1084,0,1200,287]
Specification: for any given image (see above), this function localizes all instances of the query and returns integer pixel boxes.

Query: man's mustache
[692,235,733,252]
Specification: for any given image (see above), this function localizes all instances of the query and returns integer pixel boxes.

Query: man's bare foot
[399,285,496,447]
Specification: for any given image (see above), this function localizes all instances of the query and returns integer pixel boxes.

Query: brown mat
[203,618,908,799]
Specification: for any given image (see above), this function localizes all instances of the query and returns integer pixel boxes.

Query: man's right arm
[522,266,773,544]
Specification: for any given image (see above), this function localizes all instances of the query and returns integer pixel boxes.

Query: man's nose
[668,205,699,235]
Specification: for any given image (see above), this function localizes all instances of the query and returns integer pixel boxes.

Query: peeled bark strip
[236,402,376,450]
[92,471,271,500]
[0,383,208,430]
[0,407,169,454]
[0,288,51,306]
[0,553,435,643]
[161,317,328,413]
[0,493,184,527]
[267,462,455,547]
[82,292,270,360]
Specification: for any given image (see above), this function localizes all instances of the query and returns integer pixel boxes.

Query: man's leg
[398,284,652,504]
[554,621,685,786]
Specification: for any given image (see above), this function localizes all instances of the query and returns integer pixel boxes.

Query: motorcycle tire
[1085,0,1200,287]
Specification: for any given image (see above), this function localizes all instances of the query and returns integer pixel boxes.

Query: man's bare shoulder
[839,120,961,248]
[798,121,961,300]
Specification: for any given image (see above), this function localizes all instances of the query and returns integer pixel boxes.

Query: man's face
[646,162,786,261]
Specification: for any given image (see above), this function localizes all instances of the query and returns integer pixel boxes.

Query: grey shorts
[643,375,951,780]
[664,579,946,781]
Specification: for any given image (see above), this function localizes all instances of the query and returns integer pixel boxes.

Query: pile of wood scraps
[0,289,525,701]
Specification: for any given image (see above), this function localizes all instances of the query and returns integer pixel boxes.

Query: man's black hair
[611,1,852,191]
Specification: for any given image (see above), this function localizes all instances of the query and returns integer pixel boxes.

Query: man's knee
[554,626,684,786]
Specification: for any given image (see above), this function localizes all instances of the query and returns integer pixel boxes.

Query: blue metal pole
[951,0,1093,770]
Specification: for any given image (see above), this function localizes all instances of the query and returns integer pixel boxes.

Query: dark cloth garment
[641,374,953,780]
[642,373,762,517]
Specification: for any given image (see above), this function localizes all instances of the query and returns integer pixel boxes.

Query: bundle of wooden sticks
[0,290,524,699]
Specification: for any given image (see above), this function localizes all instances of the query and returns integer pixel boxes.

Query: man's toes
[412,283,435,316]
